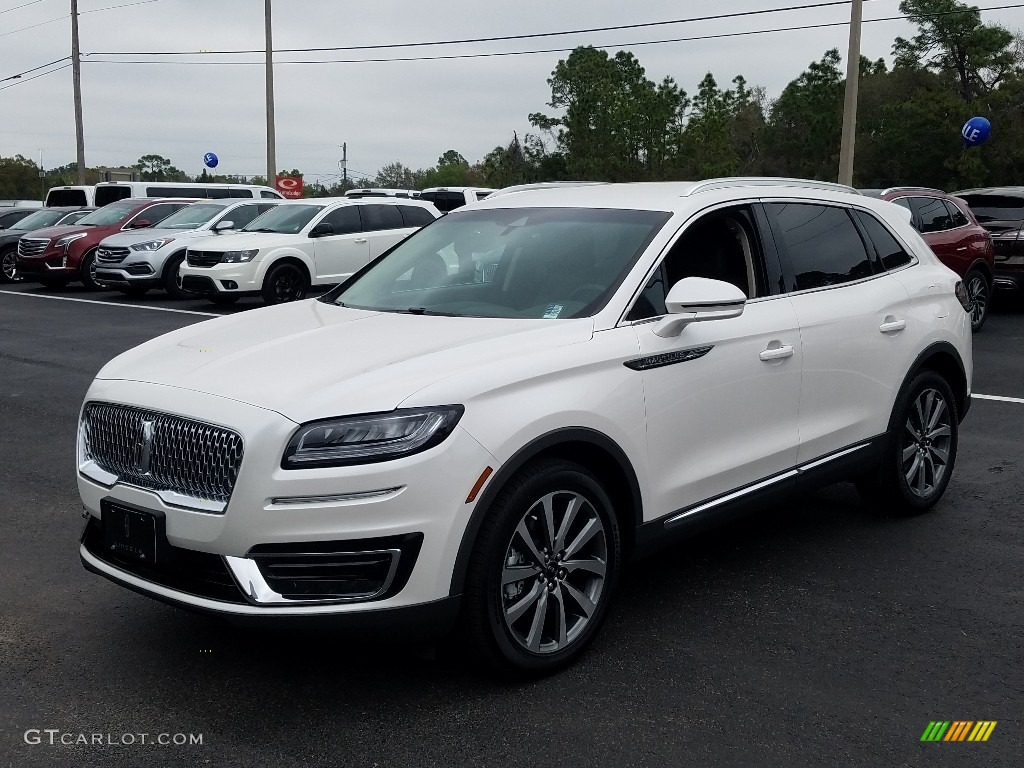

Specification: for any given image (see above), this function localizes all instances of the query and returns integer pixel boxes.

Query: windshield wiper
[399,307,459,316]
[245,227,279,233]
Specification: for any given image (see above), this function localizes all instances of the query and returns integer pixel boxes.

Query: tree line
[1,0,1020,201]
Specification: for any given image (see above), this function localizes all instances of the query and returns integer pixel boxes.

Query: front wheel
[964,269,990,332]
[261,262,309,305]
[856,370,959,515]
[460,460,621,675]
[0,246,19,283]
[79,249,102,291]
[163,253,190,299]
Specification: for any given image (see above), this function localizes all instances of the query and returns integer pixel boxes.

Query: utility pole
[341,142,347,187]
[264,0,276,186]
[838,0,863,186]
[71,0,85,184]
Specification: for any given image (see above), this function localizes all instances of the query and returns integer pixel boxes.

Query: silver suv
[94,199,280,298]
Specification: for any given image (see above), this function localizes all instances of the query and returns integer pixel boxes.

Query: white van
[45,186,95,207]
[92,182,283,207]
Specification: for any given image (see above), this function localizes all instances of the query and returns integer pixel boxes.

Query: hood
[186,231,301,252]
[18,223,91,242]
[96,299,595,423]
[99,227,202,248]
[0,230,23,246]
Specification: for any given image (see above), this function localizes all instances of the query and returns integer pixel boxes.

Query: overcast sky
[2,0,1024,184]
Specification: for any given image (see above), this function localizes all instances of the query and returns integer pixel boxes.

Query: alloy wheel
[902,388,952,498]
[272,267,304,303]
[500,490,608,654]
[967,274,987,329]
[1,249,17,282]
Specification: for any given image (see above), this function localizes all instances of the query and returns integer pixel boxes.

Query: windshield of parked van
[157,204,225,230]
[242,204,324,234]
[11,209,66,230]
[75,202,138,226]
[327,207,670,319]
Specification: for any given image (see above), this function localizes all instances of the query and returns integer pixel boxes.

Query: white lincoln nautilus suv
[77,179,973,674]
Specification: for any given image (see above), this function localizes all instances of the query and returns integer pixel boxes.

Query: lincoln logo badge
[137,419,155,475]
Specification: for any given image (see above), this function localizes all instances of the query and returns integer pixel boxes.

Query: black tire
[261,262,309,305]
[163,253,189,299]
[118,286,150,298]
[79,249,102,291]
[459,460,621,676]
[856,370,959,515]
[0,245,19,284]
[964,269,990,332]
[208,294,240,306]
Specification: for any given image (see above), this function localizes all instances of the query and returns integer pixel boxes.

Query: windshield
[957,195,1024,223]
[327,207,670,319]
[76,202,138,227]
[242,204,324,234]
[156,204,225,230]
[11,209,67,230]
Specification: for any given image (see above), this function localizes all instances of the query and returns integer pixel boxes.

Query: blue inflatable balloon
[962,117,991,147]
[203,152,219,169]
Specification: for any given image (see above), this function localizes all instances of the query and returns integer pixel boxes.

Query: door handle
[879,319,907,334]
[759,344,795,362]
[353,238,368,244]
[956,246,968,252]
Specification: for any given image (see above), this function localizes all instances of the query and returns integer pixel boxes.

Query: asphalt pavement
[1,282,1022,768]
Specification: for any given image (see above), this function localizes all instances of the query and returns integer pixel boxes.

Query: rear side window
[944,200,969,228]
[398,205,435,227]
[912,197,952,233]
[228,188,253,198]
[854,211,913,271]
[145,187,195,198]
[261,191,280,199]
[767,203,875,291]
[95,185,132,207]
[360,204,404,232]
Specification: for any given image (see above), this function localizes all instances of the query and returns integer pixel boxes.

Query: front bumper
[77,379,498,621]
[180,262,264,295]
[16,252,76,278]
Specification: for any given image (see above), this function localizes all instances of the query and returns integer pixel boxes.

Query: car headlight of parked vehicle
[129,238,175,252]
[55,233,87,253]
[221,249,259,263]
[282,406,464,468]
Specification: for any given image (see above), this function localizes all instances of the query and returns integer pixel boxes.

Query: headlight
[221,249,259,263]
[282,406,464,468]
[55,233,87,252]
[129,238,175,252]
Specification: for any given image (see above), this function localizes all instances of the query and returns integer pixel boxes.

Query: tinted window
[957,194,1024,222]
[132,203,186,227]
[220,204,263,229]
[243,204,324,234]
[77,201,139,226]
[944,199,969,228]
[854,211,912,271]
[889,197,912,212]
[46,189,88,207]
[768,203,874,291]
[398,205,436,227]
[360,204,404,232]
[261,191,280,199]
[320,206,361,235]
[227,188,252,198]
[94,186,132,207]
[145,186,196,198]
[913,196,952,233]
[206,187,232,199]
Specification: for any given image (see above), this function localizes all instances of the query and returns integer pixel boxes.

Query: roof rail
[685,177,861,196]
[881,186,945,195]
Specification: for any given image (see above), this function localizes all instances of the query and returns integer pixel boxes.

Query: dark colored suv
[862,187,994,331]
[952,188,1024,296]
[16,198,193,290]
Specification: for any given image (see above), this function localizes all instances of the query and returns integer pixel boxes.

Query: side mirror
[309,222,334,238]
[128,219,151,229]
[653,277,747,338]
[213,220,234,232]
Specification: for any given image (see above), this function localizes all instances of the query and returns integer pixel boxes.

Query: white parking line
[0,289,219,317]
[972,393,1024,405]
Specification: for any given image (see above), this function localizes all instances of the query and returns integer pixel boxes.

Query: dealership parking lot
[1,284,1022,767]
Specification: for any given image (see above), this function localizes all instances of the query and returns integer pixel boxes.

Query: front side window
[767,203,875,291]
[157,204,225,230]
[76,201,139,226]
[218,204,264,230]
[130,203,186,228]
[912,196,952,233]
[242,204,325,234]
[319,206,361,235]
[327,207,670,319]
[854,211,913,271]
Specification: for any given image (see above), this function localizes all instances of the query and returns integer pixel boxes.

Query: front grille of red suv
[18,238,48,257]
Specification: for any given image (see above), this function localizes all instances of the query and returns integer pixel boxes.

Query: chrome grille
[97,246,131,263]
[18,238,49,257]
[82,402,244,506]
[187,250,223,267]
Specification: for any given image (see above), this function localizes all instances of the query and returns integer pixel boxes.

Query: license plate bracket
[101,501,169,565]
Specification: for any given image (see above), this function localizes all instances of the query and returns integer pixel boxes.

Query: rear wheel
[460,460,621,675]
[79,249,102,291]
[964,269,990,332]
[0,246,19,283]
[856,370,958,515]
[261,262,309,305]
[163,253,189,299]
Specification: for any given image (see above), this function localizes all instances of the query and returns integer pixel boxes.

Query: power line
[0,54,68,81]
[86,0,886,56]
[0,0,47,15]
[81,2,1024,68]
[0,0,161,38]
[0,61,70,90]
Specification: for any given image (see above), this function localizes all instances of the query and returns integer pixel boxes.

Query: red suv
[862,187,995,331]
[16,198,193,290]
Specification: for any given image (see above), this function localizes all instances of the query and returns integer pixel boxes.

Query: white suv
[94,199,281,298]
[77,179,973,674]
[178,197,439,305]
